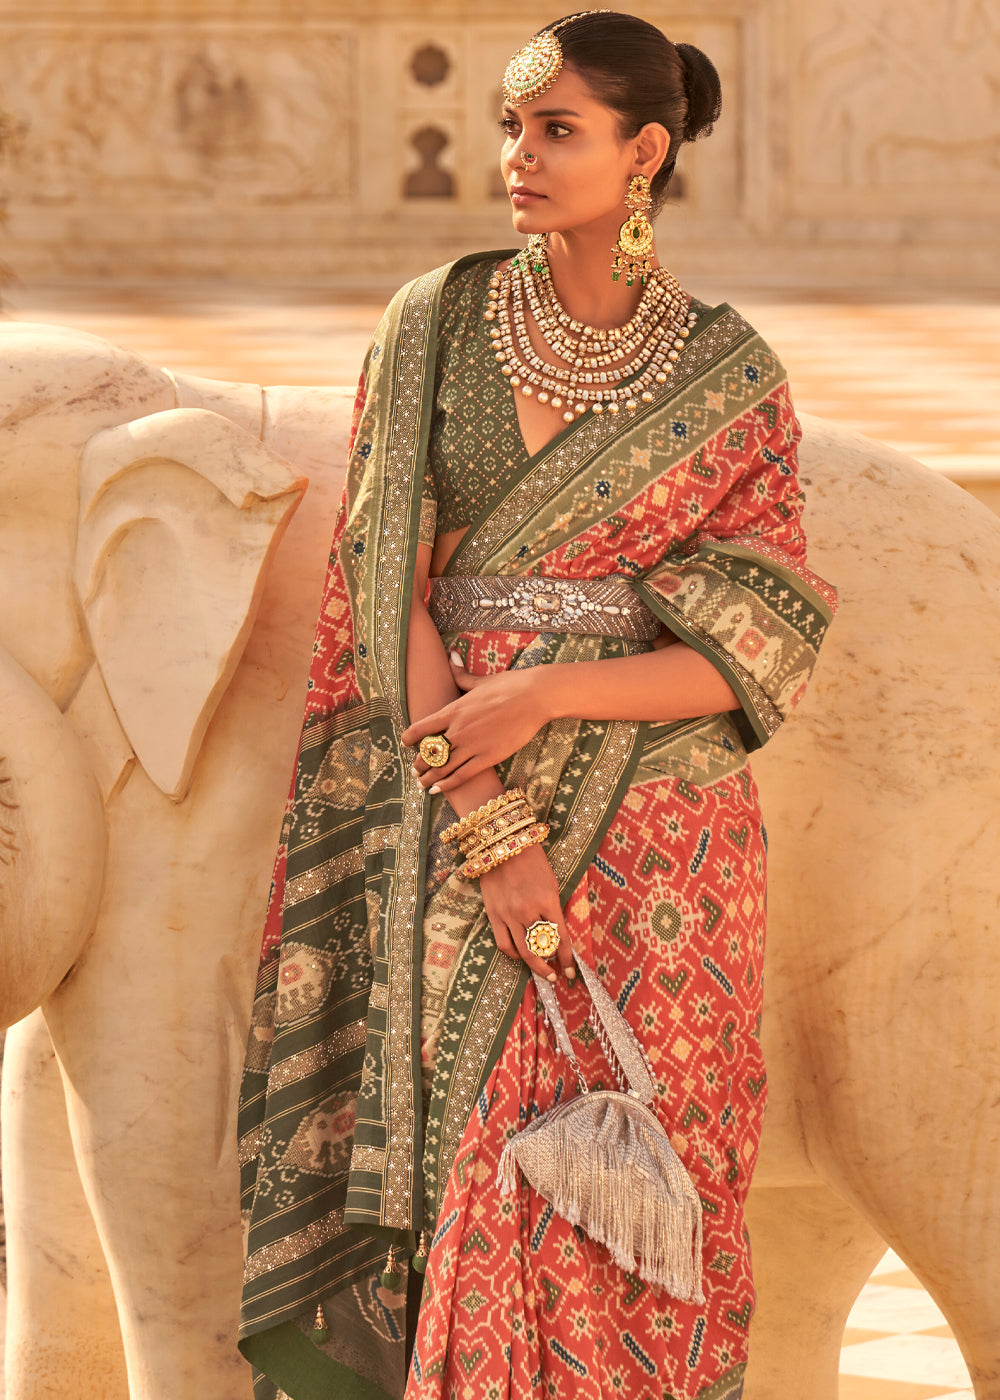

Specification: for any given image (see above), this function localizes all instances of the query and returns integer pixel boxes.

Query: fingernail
[547,972,558,983]
[428,785,441,795]
[449,650,464,666]
[565,968,577,980]
[410,764,420,776]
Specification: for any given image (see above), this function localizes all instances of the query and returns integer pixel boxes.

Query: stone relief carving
[0,2,992,284]
[1,30,357,204]
[793,0,1000,202]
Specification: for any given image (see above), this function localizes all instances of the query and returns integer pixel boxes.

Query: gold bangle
[441,788,527,844]
[458,800,532,844]
[459,813,537,857]
[459,822,550,879]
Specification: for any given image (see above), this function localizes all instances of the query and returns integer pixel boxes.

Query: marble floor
[840,1252,972,1400]
[3,281,999,489]
[0,280,993,1395]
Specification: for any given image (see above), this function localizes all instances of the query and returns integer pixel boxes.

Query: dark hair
[547,12,722,210]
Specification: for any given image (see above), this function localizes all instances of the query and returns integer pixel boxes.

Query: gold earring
[611,174,654,287]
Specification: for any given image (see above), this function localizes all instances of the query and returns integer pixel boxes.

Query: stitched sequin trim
[238,1124,262,1170]
[282,824,401,910]
[243,1206,348,1283]
[266,1018,368,1094]
[349,1144,387,1173]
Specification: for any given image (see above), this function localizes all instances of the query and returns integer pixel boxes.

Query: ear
[76,408,307,801]
[633,122,670,182]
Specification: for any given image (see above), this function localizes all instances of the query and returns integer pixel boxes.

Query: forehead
[502,66,607,116]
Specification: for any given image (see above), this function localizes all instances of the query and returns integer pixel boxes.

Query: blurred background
[1,0,996,505]
[0,1,997,1395]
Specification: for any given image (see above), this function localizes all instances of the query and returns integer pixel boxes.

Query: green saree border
[345,263,446,1232]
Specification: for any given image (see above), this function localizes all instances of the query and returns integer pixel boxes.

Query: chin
[510,207,551,237]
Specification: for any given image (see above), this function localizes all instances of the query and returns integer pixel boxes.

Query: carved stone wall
[0,0,996,290]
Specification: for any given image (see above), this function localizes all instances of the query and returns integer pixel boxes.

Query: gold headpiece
[502,11,613,106]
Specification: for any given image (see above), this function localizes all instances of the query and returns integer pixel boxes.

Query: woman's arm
[405,546,572,981]
[404,638,738,797]
[545,642,739,723]
[405,562,504,820]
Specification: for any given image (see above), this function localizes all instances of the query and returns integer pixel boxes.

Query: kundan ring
[525,919,560,960]
[418,734,451,768]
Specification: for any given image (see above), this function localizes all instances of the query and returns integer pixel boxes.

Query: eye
[498,115,520,137]
[547,122,572,138]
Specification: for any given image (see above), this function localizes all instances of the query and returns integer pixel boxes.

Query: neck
[544,219,661,328]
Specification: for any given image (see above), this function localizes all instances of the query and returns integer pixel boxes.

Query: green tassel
[380,1245,402,1290]
[310,1302,329,1343]
[611,271,620,283]
[412,1231,429,1275]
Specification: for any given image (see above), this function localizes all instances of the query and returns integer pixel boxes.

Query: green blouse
[421,257,523,542]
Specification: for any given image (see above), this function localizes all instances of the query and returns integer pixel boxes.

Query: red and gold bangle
[458,810,536,856]
[459,822,550,880]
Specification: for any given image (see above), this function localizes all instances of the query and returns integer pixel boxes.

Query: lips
[509,186,545,205]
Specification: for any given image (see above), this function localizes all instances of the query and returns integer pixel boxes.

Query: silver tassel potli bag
[497,951,704,1302]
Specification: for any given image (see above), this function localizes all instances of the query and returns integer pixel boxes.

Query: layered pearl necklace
[484,238,697,423]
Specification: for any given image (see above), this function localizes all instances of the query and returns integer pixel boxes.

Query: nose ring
[521,152,537,170]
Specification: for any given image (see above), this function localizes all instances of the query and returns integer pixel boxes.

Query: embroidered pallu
[237,253,836,1400]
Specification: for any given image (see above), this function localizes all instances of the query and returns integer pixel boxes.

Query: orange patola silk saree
[237,254,836,1400]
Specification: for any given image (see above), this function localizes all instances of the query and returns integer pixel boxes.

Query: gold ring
[525,919,560,960]
[418,734,451,768]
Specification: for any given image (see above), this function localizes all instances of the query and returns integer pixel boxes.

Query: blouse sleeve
[418,480,438,550]
[635,383,837,751]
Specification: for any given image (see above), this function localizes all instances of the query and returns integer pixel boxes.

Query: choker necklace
[484,236,697,423]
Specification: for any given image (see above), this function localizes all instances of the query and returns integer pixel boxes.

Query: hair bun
[675,42,722,141]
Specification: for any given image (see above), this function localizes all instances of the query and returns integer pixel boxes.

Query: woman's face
[500,66,640,238]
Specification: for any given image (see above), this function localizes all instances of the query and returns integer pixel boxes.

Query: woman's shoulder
[382,250,515,313]
[686,295,790,376]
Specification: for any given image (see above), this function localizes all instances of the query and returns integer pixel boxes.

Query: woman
[238,13,836,1400]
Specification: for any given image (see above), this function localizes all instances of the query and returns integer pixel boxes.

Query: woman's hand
[401,655,550,794]
[479,843,575,983]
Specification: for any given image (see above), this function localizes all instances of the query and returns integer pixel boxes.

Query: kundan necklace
[485,235,698,423]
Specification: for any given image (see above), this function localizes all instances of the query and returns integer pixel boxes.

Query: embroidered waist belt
[428,575,661,642]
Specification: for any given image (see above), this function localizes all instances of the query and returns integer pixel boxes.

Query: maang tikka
[502,10,613,106]
[612,174,655,287]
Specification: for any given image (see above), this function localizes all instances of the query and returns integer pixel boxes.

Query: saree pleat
[237,253,836,1400]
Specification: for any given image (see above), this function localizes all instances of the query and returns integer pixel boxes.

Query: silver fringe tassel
[497,1092,704,1302]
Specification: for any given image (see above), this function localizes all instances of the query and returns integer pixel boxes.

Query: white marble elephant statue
[0,321,998,1400]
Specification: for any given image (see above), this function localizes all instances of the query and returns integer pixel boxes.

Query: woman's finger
[554,916,576,981]
[510,923,560,982]
[400,704,454,748]
[450,664,482,691]
[486,918,519,963]
[413,744,464,789]
[423,754,488,794]
[519,904,574,981]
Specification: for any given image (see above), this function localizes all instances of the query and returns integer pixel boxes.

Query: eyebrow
[503,105,582,118]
